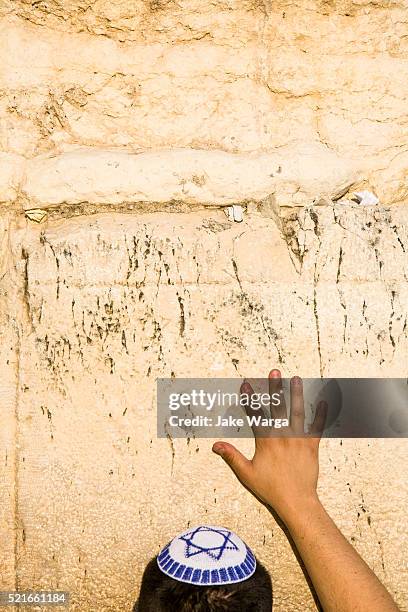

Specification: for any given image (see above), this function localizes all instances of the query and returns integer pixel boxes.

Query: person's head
[135,525,272,611]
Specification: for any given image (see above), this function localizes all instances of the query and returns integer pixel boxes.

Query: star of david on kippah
[180,526,239,561]
[157,525,257,585]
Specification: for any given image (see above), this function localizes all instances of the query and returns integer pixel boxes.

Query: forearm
[213,371,400,611]
[282,498,399,612]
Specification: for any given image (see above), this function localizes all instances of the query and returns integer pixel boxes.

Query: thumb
[212,442,251,481]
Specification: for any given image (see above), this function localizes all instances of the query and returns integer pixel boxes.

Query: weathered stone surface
[0,152,24,203]
[1,207,407,610]
[0,3,408,204]
[21,144,360,209]
[1,1,408,610]
[0,213,18,592]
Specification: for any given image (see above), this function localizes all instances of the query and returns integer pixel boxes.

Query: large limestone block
[1,4,408,204]
[22,145,360,209]
[0,1,265,43]
[1,206,406,610]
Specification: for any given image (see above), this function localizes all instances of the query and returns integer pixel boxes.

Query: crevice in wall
[23,201,231,223]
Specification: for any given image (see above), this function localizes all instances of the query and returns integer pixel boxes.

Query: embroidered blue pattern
[180,526,239,561]
[157,526,257,585]
[158,546,255,584]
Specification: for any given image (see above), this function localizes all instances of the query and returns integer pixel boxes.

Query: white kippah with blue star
[157,525,257,585]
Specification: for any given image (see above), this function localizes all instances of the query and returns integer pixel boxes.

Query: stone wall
[0,1,407,610]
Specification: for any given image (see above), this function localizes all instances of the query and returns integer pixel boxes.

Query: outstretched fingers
[290,376,305,434]
[240,380,265,439]
[269,369,287,420]
[309,400,328,438]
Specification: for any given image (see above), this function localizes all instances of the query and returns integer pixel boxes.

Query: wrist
[273,495,326,531]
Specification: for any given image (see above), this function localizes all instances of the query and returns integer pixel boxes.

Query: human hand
[212,369,327,526]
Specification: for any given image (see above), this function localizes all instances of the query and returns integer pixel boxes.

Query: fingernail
[212,443,225,456]
[292,376,302,386]
[318,400,328,409]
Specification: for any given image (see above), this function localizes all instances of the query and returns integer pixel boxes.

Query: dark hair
[135,556,272,611]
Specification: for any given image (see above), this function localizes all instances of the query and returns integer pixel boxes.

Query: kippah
[157,525,257,585]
